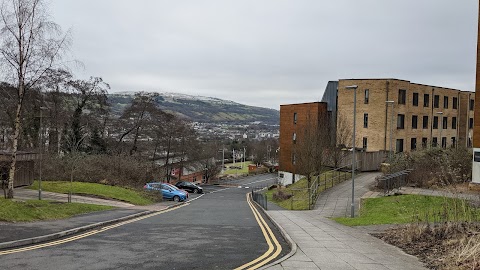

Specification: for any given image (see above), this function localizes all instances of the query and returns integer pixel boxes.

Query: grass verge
[334,194,480,226]
[265,170,351,210]
[0,198,113,222]
[29,181,153,205]
[223,161,252,175]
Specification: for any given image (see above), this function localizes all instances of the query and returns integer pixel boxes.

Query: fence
[376,169,413,195]
[327,150,388,172]
[284,163,358,210]
[251,186,268,210]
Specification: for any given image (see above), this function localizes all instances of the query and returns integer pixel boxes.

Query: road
[1,174,289,270]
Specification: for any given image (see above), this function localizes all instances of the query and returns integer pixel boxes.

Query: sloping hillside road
[1,174,289,270]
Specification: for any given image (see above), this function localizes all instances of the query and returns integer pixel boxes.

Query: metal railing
[285,162,359,210]
[308,163,358,209]
[377,169,413,195]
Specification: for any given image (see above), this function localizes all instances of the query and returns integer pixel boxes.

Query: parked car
[144,182,187,202]
[175,181,203,194]
[164,183,189,198]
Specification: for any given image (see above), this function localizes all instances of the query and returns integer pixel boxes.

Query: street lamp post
[386,101,395,161]
[345,85,358,218]
[437,112,444,148]
[38,106,47,200]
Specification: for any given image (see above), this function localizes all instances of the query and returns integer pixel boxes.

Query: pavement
[3,173,474,269]
[264,172,428,270]
[314,172,382,217]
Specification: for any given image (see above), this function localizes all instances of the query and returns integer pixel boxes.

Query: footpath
[264,172,428,270]
[0,187,183,249]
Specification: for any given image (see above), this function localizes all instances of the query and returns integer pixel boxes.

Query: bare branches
[0,0,69,198]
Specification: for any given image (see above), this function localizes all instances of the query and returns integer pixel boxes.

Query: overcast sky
[50,0,478,109]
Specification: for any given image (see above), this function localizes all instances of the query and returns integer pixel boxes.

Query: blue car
[144,182,187,202]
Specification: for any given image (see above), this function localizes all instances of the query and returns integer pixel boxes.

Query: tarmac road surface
[1,174,289,270]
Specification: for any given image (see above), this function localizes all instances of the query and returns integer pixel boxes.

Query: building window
[441,137,447,149]
[434,95,440,108]
[443,96,448,109]
[364,89,369,104]
[451,137,456,147]
[396,139,404,153]
[470,99,474,111]
[397,114,405,129]
[413,93,419,106]
[423,116,428,129]
[363,113,368,128]
[411,138,417,151]
[424,94,430,107]
[433,116,438,129]
[398,89,406,104]
[453,97,458,109]
[442,117,447,130]
[432,137,438,147]
[293,113,297,124]
[469,118,474,129]
[293,132,296,144]
[362,137,368,150]
[422,137,428,148]
[452,117,457,129]
[412,115,418,129]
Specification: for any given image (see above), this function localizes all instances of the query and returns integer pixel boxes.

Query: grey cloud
[51,0,477,109]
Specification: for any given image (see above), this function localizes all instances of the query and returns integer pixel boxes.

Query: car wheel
[193,189,198,194]
[173,196,180,202]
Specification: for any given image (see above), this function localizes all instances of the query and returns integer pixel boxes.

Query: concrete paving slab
[265,172,426,270]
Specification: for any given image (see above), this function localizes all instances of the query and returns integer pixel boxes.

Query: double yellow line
[0,203,188,256]
[234,193,282,270]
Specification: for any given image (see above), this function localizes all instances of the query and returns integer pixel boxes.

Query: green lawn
[29,181,153,205]
[334,195,480,226]
[223,161,252,175]
[0,198,113,222]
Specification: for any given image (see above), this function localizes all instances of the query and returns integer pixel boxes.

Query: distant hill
[108,92,279,125]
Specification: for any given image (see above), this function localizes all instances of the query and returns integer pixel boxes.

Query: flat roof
[280,101,326,107]
[338,78,474,93]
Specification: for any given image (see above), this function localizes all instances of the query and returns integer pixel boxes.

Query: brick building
[278,102,329,185]
[337,79,474,152]
[278,79,475,186]
[472,3,480,184]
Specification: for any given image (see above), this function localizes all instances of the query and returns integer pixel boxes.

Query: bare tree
[329,113,353,168]
[64,77,109,153]
[115,92,163,155]
[0,0,69,198]
[40,69,72,154]
[295,112,330,186]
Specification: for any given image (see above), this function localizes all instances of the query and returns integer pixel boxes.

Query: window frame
[398,89,406,105]
[397,114,405,129]
[434,95,440,108]
[423,116,428,129]
[412,115,418,129]
[411,138,417,151]
[423,94,430,107]
[413,92,419,106]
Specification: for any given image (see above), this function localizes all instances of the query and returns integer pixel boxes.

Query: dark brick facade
[279,102,328,175]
